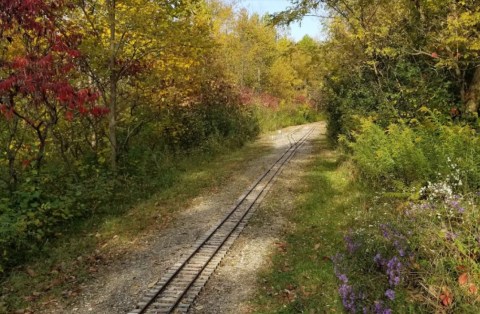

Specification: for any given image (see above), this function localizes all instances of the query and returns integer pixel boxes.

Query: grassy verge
[0,140,271,313]
[254,137,372,313]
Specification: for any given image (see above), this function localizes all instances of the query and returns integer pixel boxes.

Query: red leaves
[0,0,50,33]
[21,159,32,169]
[458,272,478,296]
[0,0,102,125]
[66,49,81,58]
[65,111,74,122]
[458,273,469,286]
[0,77,15,91]
[431,52,439,59]
[0,104,14,120]
[90,106,109,117]
[440,287,453,307]
[12,57,29,69]
[469,283,478,295]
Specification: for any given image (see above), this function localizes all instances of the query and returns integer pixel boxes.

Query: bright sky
[239,0,325,41]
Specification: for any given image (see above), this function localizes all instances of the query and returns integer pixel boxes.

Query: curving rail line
[129,126,315,314]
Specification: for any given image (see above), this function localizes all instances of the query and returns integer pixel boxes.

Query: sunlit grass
[254,138,371,313]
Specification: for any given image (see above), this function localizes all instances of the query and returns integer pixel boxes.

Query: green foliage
[254,103,321,132]
[267,1,480,312]
[0,77,259,274]
[349,116,480,191]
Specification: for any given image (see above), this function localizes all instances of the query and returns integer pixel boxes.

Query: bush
[0,80,260,274]
[323,59,457,143]
[349,116,480,191]
[336,111,480,313]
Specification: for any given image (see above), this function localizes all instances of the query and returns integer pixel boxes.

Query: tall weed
[349,117,480,191]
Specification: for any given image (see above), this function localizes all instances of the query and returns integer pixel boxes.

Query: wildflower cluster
[334,180,480,312]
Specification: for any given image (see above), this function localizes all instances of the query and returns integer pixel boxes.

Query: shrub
[349,116,480,191]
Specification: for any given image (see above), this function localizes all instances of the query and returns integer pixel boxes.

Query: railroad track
[129,126,315,314]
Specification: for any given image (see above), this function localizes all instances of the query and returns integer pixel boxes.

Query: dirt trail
[45,122,325,314]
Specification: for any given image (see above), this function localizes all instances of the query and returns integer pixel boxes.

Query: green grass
[254,137,372,313]
[0,140,272,313]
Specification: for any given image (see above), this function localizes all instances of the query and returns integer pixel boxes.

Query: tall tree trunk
[465,66,480,116]
[108,0,117,172]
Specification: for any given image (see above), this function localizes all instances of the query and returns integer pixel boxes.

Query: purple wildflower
[344,234,360,253]
[385,289,395,300]
[380,224,390,239]
[339,284,356,313]
[386,256,402,287]
[449,200,459,208]
[448,199,465,213]
[420,203,431,210]
[374,301,392,314]
[374,253,384,266]
[338,274,349,283]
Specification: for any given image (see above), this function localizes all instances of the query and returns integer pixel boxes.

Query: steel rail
[131,126,314,314]
[163,127,315,313]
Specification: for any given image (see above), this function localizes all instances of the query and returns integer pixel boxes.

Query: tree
[276,0,480,118]
[73,0,213,170]
[0,0,102,189]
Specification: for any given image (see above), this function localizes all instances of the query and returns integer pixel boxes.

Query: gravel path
[44,122,325,314]
[190,123,325,314]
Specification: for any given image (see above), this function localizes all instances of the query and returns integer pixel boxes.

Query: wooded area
[2,0,480,313]
[0,0,319,276]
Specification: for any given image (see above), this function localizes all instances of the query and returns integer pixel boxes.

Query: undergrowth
[332,111,480,313]
[255,112,480,313]
[255,138,367,313]
[0,137,271,313]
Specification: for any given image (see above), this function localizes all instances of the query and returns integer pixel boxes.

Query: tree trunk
[465,66,480,116]
[108,0,117,172]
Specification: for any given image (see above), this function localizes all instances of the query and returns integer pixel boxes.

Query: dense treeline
[0,0,320,274]
[275,0,480,312]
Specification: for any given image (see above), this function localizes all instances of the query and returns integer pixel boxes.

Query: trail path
[45,121,325,314]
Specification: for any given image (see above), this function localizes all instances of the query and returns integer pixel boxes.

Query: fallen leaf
[300,285,311,297]
[282,288,296,303]
[459,273,469,286]
[314,243,320,250]
[469,283,478,295]
[88,267,98,273]
[275,242,287,253]
[44,278,63,291]
[440,288,453,307]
